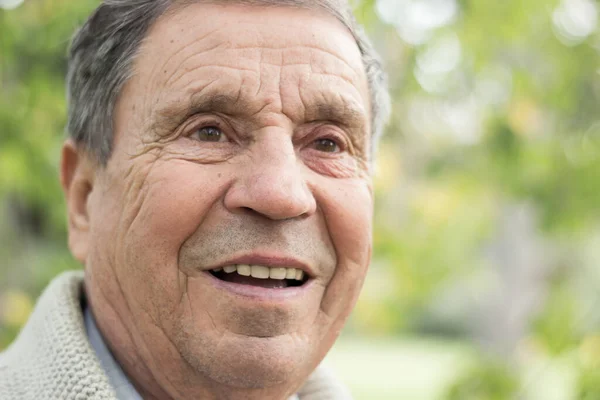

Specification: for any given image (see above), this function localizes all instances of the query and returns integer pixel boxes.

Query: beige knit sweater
[0,271,351,399]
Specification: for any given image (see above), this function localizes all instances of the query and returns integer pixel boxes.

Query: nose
[224,135,316,220]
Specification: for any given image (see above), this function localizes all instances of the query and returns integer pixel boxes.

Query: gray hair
[67,0,390,164]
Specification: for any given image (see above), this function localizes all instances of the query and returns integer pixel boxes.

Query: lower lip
[204,271,312,300]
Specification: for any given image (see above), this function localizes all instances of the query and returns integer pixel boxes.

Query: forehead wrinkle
[159,43,360,90]
[143,3,243,79]
[157,4,362,74]
[146,4,363,91]
[143,25,224,91]
[163,41,239,90]
[138,2,369,127]
[146,29,364,117]
[167,62,257,95]
[237,45,362,81]
[165,48,359,108]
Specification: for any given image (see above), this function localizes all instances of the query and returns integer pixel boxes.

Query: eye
[190,126,227,142]
[312,138,340,153]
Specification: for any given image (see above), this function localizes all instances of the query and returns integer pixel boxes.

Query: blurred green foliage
[1,0,600,398]
[445,358,520,400]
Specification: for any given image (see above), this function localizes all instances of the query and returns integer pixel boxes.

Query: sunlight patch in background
[376,0,458,45]
[552,0,598,45]
[0,0,24,10]
[414,33,462,94]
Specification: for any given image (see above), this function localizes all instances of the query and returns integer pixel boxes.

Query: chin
[177,330,316,389]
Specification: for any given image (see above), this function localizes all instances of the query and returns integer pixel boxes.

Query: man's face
[81,3,372,394]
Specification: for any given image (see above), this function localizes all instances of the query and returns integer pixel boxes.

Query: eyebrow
[151,90,368,137]
[152,93,246,135]
[304,100,367,129]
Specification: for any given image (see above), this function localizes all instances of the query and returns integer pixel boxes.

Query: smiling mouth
[209,264,308,289]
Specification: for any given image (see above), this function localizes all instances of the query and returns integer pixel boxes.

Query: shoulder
[0,271,116,400]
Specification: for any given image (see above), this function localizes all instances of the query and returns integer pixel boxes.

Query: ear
[60,139,96,263]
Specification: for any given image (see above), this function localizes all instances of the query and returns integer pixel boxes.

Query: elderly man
[0,0,389,398]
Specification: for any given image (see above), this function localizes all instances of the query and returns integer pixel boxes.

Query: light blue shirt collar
[85,308,144,400]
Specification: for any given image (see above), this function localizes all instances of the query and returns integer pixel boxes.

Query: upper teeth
[213,265,305,281]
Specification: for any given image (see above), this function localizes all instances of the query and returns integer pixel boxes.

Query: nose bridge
[225,129,316,220]
[260,130,300,173]
[254,138,301,196]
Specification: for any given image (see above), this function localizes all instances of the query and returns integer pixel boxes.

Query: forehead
[130,3,370,130]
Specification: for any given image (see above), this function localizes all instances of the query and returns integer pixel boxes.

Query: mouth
[208,264,309,289]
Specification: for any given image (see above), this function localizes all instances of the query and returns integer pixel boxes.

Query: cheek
[117,160,229,309]
[316,178,373,320]
[130,161,224,242]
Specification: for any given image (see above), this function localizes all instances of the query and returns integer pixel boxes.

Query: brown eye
[313,138,340,153]
[192,126,225,142]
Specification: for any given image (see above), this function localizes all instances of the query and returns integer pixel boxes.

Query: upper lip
[210,253,314,278]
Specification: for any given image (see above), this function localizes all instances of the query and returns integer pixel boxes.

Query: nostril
[236,206,266,218]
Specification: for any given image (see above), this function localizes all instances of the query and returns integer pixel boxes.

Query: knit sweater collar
[0,270,116,399]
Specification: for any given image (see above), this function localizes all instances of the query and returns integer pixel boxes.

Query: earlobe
[60,139,95,263]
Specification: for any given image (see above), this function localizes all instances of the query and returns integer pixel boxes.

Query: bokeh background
[1,0,600,398]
